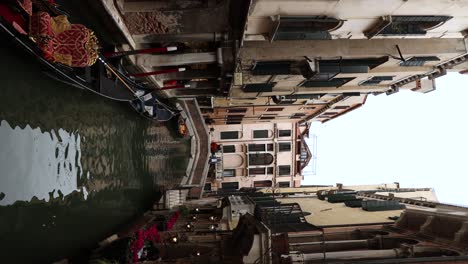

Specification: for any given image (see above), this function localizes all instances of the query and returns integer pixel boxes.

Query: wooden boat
[0,0,141,101]
[130,92,177,122]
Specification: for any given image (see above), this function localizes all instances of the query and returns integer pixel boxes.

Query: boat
[130,91,178,122]
[0,0,142,101]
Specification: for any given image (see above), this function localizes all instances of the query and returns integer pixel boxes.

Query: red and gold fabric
[17,0,32,16]
[51,24,98,67]
[29,12,99,67]
[30,12,53,39]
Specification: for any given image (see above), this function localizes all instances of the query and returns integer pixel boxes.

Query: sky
[303,72,468,206]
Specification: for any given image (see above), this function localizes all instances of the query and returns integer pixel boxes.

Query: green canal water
[0,39,189,263]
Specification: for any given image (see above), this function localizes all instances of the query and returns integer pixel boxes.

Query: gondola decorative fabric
[30,12,99,67]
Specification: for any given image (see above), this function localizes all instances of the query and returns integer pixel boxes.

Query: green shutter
[252,61,293,75]
[361,200,406,211]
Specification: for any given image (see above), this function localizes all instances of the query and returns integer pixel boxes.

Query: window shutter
[223,145,236,153]
[253,130,269,138]
[400,56,440,67]
[360,76,394,85]
[392,16,452,23]
[361,200,406,211]
[243,83,276,92]
[220,131,239,139]
[302,77,355,88]
[252,61,293,75]
[271,16,341,41]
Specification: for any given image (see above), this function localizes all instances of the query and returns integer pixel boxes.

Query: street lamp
[185,222,194,231]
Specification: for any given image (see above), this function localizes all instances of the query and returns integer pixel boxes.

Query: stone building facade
[204,0,468,125]
[130,183,468,263]
[206,122,313,191]
[110,0,468,125]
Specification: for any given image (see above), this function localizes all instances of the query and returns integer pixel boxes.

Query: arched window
[270,15,344,41]
[249,153,274,166]
[365,15,452,39]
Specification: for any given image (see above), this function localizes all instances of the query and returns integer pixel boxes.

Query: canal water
[0,39,190,262]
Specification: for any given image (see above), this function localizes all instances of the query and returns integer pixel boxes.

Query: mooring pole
[103,46,177,58]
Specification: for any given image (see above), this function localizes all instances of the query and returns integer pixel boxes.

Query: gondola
[0,0,140,101]
[130,91,177,122]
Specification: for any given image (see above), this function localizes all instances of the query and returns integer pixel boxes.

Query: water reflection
[0,120,85,205]
[0,35,189,262]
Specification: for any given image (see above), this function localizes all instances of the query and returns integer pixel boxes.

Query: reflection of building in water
[136,183,468,263]
[0,121,82,205]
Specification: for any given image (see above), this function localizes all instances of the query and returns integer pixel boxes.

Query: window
[249,168,266,175]
[220,131,239,139]
[365,15,452,39]
[301,106,316,110]
[249,144,274,152]
[321,112,338,116]
[223,145,235,153]
[223,169,236,177]
[248,167,274,175]
[226,115,244,120]
[334,106,350,110]
[226,115,243,124]
[267,107,284,112]
[301,77,355,88]
[278,130,292,137]
[249,144,264,152]
[253,130,269,138]
[360,76,394,86]
[290,113,306,119]
[260,115,276,120]
[278,165,291,175]
[400,56,440,67]
[227,108,247,113]
[243,83,276,93]
[278,182,290,188]
[226,121,241,124]
[254,180,273,188]
[249,153,274,166]
[252,61,293,75]
[222,182,239,190]
[278,143,291,152]
[318,57,389,74]
[270,16,343,41]
[204,183,212,191]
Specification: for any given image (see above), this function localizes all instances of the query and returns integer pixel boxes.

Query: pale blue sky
[303,72,468,205]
